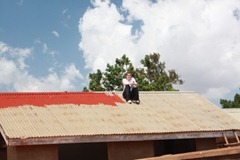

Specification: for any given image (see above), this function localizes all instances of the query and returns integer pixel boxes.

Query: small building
[0,91,240,160]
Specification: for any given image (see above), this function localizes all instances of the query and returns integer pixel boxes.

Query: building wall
[0,134,6,160]
[154,139,196,156]
[0,148,7,160]
[59,143,108,160]
[7,145,58,160]
[196,138,216,151]
[108,141,154,160]
[3,138,217,160]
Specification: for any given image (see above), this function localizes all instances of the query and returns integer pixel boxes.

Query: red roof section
[0,92,125,108]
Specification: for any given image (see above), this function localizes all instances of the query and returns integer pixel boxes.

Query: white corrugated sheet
[223,108,240,124]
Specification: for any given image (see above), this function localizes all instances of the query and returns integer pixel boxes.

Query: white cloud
[62,9,68,14]
[0,41,31,70]
[42,42,58,56]
[0,41,84,92]
[90,0,111,7]
[13,64,83,92]
[79,0,240,103]
[59,63,84,90]
[67,15,71,19]
[17,0,23,6]
[79,1,135,70]
[0,58,18,85]
[43,43,48,53]
[52,30,60,38]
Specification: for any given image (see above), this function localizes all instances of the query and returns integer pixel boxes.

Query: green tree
[88,69,105,91]
[86,53,184,91]
[139,53,183,91]
[82,87,89,92]
[102,55,134,91]
[220,93,240,108]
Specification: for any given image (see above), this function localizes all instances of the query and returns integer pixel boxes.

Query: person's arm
[132,78,138,87]
[122,78,130,85]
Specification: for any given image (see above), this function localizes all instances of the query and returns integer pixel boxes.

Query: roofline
[140,146,240,160]
[0,91,110,95]
[0,91,197,95]
[7,130,240,146]
[0,125,8,146]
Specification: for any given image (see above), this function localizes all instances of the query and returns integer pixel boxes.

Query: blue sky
[0,0,92,79]
[0,0,240,107]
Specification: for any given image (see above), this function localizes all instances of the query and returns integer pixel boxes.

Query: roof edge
[0,91,197,96]
[0,124,8,146]
[112,91,197,95]
[7,130,240,146]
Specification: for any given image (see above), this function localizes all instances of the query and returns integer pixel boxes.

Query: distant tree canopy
[220,93,240,108]
[85,53,184,92]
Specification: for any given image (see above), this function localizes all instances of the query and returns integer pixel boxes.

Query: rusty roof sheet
[0,91,240,140]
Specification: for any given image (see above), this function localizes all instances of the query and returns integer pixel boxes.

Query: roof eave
[7,130,240,146]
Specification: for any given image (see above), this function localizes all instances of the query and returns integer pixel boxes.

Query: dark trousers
[122,85,139,101]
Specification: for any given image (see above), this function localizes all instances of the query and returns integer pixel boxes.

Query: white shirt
[122,77,137,90]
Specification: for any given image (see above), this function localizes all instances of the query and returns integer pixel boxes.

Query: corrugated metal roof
[0,91,240,143]
[223,108,240,123]
[0,92,124,108]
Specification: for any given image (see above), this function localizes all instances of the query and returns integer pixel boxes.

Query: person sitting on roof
[122,71,140,104]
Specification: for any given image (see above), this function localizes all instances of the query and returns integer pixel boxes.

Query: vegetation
[84,53,184,91]
[220,93,240,108]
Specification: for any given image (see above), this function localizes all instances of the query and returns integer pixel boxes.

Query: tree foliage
[89,69,105,91]
[138,53,183,91]
[87,53,184,91]
[102,55,134,91]
[220,93,240,108]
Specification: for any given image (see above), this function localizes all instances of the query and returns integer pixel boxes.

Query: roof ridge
[0,91,110,96]
[112,91,197,94]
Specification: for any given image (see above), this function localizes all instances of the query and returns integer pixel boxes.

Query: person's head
[125,71,132,80]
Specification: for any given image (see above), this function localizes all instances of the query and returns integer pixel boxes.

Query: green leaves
[220,93,240,108]
[89,69,105,91]
[86,53,184,92]
[102,55,134,91]
[139,53,183,91]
